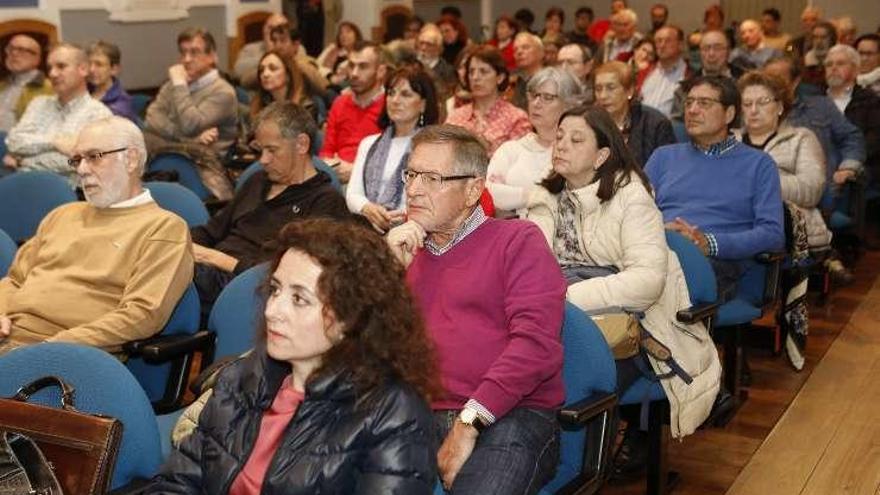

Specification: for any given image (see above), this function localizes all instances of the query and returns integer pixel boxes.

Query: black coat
[844,85,880,174]
[152,351,436,494]
[628,103,677,167]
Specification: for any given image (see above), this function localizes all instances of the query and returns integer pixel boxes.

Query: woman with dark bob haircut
[346,66,440,232]
[154,218,439,494]
[527,105,721,478]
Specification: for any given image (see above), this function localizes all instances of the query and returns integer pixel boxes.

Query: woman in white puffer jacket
[526,105,721,443]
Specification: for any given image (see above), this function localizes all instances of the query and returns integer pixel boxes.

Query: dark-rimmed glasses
[401,169,475,188]
[68,148,128,168]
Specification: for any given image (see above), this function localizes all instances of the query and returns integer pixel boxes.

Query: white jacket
[527,174,721,438]
[736,125,832,248]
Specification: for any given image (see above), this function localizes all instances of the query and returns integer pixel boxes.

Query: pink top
[445,98,531,156]
[229,376,305,495]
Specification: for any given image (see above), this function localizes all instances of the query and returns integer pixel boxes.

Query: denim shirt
[787,93,865,177]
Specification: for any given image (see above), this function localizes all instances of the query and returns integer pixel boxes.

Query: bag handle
[11,376,76,410]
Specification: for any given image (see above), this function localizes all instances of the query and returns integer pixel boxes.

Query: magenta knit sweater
[407,218,567,417]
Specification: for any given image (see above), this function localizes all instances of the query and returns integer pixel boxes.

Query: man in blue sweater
[646,75,784,301]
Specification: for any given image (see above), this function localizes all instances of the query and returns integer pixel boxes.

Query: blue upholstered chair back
[208,264,269,360]
[236,157,342,193]
[147,153,212,200]
[0,228,16,276]
[126,283,201,402]
[0,343,162,489]
[665,230,717,306]
[0,171,77,242]
[542,302,617,493]
[145,181,210,227]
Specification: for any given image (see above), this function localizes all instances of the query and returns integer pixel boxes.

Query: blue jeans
[433,407,560,495]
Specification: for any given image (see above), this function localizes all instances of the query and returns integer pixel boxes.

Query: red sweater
[406,218,566,418]
[320,93,385,163]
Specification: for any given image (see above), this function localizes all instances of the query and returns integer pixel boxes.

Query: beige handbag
[590,313,641,360]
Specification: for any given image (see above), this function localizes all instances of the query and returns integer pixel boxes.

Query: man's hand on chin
[385,220,427,268]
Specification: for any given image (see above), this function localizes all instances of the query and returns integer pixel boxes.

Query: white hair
[613,8,638,25]
[81,116,148,176]
[827,43,860,67]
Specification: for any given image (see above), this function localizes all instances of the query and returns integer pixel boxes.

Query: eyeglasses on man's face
[68,147,128,168]
[4,44,38,56]
[401,169,475,188]
[684,96,723,110]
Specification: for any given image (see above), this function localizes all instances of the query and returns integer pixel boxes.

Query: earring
[419,113,425,127]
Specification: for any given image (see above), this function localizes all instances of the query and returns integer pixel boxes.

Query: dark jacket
[152,350,437,494]
[91,78,137,122]
[844,85,880,175]
[191,168,348,274]
[628,103,676,167]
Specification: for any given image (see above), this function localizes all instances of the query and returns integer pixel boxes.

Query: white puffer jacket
[760,125,832,249]
[527,173,721,438]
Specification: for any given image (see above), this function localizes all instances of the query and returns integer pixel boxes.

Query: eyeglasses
[4,44,38,56]
[401,169,475,188]
[179,48,207,58]
[684,96,722,110]
[528,91,560,103]
[68,147,128,168]
[741,96,777,109]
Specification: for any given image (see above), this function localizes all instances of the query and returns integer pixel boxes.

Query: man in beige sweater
[144,27,238,200]
[0,116,194,356]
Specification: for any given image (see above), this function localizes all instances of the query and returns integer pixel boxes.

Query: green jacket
[0,72,53,121]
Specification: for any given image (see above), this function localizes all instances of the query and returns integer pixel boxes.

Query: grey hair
[515,32,545,53]
[81,116,147,175]
[528,67,582,108]
[253,101,318,153]
[827,43,860,67]
[419,23,442,45]
[412,124,488,177]
[613,8,638,25]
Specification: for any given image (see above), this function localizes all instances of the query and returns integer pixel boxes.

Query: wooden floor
[605,248,880,495]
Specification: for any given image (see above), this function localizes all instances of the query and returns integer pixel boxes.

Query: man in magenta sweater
[319,41,387,184]
[386,125,567,494]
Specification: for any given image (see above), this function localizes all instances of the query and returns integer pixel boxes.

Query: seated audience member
[736,71,831,251]
[787,6,823,60]
[556,42,595,103]
[697,4,736,51]
[631,38,657,73]
[446,45,531,156]
[594,62,675,167]
[0,34,51,133]
[5,43,111,181]
[645,76,784,301]
[233,13,290,88]
[417,23,457,100]
[86,40,136,122]
[155,218,438,494]
[445,48,474,115]
[567,7,598,52]
[638,25,692,118]
[670,30,743,121]
[761,8,791,52]
[261,25,329,106]
[403,16,426,49]
[803,21,838,89]
[319,41,387,183]
[385,125,566,494]
[143,27,238,200]
[649,3,669,36]
[438,16,471,66]
[856,34,880,96]
[317,21,363,78]
[250,49,317,124]
[595,8,643,64]
[347,67,439,232]
[487,67,580,216]
[527,104,720,477]
[831,17,857,47]
[729,19,782,71]
[764,56,865,200]
[541,7,565,40]
[192,102,347,315]
[825,44,880,188]
[510,32,545,110]
[0,116,193,356]
[489,15,518,71]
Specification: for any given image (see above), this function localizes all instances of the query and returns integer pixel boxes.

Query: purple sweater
[407,218,566,417]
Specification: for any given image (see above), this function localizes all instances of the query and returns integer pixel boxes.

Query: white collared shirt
[828,85,854,114]
[640,59,687,117]
[110,189,154,208]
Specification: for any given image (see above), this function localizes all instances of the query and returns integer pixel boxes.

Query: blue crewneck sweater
[645,142,784,260]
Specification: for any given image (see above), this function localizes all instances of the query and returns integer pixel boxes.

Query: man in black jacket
[191,102,348,316]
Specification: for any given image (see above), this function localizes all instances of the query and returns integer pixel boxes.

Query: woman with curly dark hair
[153,218,439,495]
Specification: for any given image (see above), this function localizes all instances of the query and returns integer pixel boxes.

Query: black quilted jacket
[150,351,436,494]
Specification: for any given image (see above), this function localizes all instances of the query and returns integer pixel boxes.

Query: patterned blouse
[445,97,532,156]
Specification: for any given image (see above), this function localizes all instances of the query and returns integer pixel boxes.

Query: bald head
[4,34,42,74]
[739,19,764,49]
